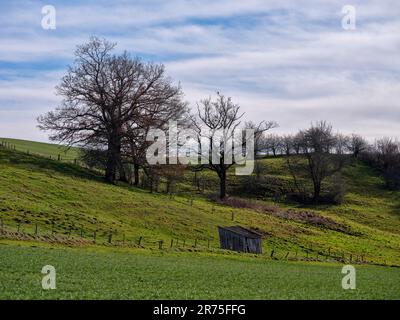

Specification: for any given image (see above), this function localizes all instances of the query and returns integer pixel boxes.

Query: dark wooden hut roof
[218,225,262,239]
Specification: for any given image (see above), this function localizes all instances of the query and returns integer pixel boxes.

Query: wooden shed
[218,226,263,254]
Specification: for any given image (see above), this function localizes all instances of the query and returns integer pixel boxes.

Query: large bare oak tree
[38,37,186,183]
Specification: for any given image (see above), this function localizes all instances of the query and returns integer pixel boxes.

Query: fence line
[0,218,392,267]
[0,141,79,165]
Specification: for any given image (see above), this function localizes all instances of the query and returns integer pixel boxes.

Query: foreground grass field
[1,242,399,299]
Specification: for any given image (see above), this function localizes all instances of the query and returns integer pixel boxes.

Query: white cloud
[0,0,399,141]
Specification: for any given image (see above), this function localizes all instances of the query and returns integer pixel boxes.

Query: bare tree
[245,120,277,155]
[122,98,188,186]
[335,133,350,155]
[287,121,346,203]
[375,138,400,189]
[261,134,282,156]
[281,135,294,156]
[376,138,399,164]
[346,134,368,158]
[38,37,186,184]
[292,132,303,155]
[191,93,275,199]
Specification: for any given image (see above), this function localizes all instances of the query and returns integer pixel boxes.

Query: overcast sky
[0,0,399,142]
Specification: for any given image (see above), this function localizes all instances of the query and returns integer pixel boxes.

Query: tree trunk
[313,182,321,203]
[105,134,121,184]
[119,164,128,182]
[219,170,226,199]
[149,177,154,193]
[133,163,140,186]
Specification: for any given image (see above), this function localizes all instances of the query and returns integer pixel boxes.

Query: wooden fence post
[194,239,197,247]
[0,218,3,234]
[231,211,234,221]
[58,154,61,161]
[159,240,163,249]
[138,236,142,246]
[93,231,96,243]
[108,232,112,244]
[170,239,173,248]
[35,223,38,236]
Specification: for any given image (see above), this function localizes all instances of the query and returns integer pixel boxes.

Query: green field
[0,139,400,299]
[0,138,79,161]
[1,242,399,299]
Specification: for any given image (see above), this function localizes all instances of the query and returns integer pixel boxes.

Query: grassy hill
[0,139,399,299]
[0,137,79,162]
[0,143,399,263]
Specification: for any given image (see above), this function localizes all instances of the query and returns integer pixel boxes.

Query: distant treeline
[248,122,400,203]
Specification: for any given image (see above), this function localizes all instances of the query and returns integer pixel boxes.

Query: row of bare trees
[37,38,399,202]
[255,123,400,203]
[259,131,368,158]
[38,38,274,199]
[361,137,400,190]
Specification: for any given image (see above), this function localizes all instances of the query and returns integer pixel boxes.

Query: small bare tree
[287,121,346,203]
[292,132,304,155]
[281,135,294,156]
[191,93,276,199]
[261,134,282,156]
[335,133,350,155]
[346,134,368,158]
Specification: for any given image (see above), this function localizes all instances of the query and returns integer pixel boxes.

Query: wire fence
[0,140,79,164]
[0,217,394,267]
[0,217,214,250]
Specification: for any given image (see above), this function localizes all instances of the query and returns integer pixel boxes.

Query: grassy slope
[0,137,79,161]
[1,242,399,299]
[0,143,399,266]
